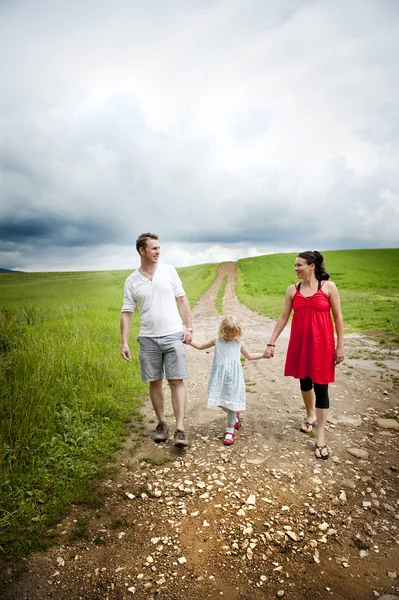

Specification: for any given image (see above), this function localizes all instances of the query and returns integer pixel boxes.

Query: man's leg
[168,379,186,431]
[138,336,168,442]
[149,379,169,442]
[149,379,165,423]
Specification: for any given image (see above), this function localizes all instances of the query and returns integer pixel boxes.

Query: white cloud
[0,0,398,272]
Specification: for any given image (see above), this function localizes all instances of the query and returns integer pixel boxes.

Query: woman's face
[294,257,314,279]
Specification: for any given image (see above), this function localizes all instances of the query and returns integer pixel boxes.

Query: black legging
[300,377,329,409]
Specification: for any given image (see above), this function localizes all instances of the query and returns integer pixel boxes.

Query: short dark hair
[297,250,330,280]
[136,232,159,253]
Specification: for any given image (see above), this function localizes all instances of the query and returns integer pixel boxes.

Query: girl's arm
[190,337,216,350]
[241,344,265,361]
[326,281,344,364]
[264,285,295,357]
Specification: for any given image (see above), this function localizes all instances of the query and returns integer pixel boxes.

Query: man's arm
[120,311,133,361]
[176,295,193,344]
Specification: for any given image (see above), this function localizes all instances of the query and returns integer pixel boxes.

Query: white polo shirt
[121,263,186,337]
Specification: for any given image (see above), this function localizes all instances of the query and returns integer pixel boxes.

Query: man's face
[142,239,160,262]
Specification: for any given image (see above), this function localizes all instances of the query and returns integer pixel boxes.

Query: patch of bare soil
[1,263,399,600]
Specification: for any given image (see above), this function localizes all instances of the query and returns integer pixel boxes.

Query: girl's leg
[314,383,329,459]
[221,407,237,445]
[221,407,236,428]
[299,378,316,432]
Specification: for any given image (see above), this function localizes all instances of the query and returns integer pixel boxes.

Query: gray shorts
[137,333,188,382]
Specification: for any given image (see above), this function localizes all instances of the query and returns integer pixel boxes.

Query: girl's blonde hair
[219,314,242,340]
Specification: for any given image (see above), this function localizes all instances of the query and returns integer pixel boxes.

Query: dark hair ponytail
[297,250,330,280]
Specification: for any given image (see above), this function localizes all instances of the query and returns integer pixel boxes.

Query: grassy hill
[0,268,23,273]
[236,249,399,344]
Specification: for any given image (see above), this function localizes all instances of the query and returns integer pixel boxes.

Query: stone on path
[376,418,399,430]
[346,447,369,459]
[341,479,356,490]
[333,415,363,427]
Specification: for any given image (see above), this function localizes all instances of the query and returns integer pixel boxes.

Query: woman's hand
[264,347,275,359]
[334,346,344,364]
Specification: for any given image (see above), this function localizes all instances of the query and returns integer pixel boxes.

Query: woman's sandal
[223,431,236,445]
[300,420,317,433]
[315,444,329,460]
[234,411,241,430]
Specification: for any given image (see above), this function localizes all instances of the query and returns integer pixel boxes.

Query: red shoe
[234,412,241,430]
[223,431,236,445]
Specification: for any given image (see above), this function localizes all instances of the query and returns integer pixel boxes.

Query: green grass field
[1,248,398,560]
[236,249,399,344]
[0,263,218,559]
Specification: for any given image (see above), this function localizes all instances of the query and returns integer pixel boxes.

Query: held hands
[182,329,193,344]
[121,343,131,362]
[263,343,275,359]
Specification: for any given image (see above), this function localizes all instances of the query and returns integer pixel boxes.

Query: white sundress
[207,338,246,412]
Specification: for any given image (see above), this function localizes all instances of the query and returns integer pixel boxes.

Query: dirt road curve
[1,263,399,600]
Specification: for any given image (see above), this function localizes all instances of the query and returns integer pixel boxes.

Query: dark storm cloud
[0,213,118,246]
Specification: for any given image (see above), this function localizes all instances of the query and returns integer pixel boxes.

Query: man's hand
[121,343,132,362]
[182,329,193,344]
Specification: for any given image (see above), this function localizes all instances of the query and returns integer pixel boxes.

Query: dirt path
[2,263,399,600]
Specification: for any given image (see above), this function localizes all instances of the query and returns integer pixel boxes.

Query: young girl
[190,315,267,445]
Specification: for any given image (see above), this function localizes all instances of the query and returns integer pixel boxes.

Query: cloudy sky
[0,0,398,272]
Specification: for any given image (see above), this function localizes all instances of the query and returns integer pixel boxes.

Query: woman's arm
[241,344,265,361]
[190,337,216,351]
[264,285,295,357]
[327,281,344,364]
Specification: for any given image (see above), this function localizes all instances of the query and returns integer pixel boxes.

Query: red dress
[284,282,335,384]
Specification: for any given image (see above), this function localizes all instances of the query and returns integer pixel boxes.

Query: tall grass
[177,263,219,305]
[0,263,218,559]
[216,275,228,314]
[236,249,399,344]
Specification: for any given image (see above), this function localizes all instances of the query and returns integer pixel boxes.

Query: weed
[69,516,89,541]
[111,518,130,529]
[139,456,174,466]
[84,493,106,509]
[352,537,370,551]
[93,536,106,546]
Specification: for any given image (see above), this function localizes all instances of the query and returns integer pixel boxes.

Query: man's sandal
[315,444,329,460]
[300,420,316,433]
[223,431,236,445]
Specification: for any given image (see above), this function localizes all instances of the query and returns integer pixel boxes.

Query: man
[120,232,193,447]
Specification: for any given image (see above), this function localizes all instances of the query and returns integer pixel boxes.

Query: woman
[265,251,344,460]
